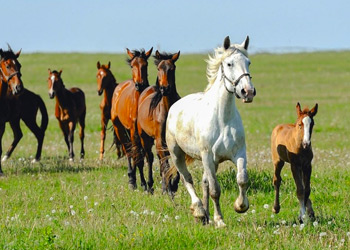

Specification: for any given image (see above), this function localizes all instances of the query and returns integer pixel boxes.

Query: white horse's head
[220,36,256,103]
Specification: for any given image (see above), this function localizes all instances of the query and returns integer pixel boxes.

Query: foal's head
[96,61,115,95]
[0,47,23,95]
[126,47,153,91]
[154,50,180,96]
[48,69,64,99]
[295,102,318,149]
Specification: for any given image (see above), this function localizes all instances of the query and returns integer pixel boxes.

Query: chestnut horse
[48,69,86,161]
[0,48,24,175]
[96,61,123,160]
[0,47,48,164]
[111,47,153,190]
[271,102,318,223]
[137,50,181,194]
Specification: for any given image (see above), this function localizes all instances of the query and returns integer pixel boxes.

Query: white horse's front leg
[233,153,249,213]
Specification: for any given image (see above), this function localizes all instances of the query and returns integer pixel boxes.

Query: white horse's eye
[227,63,233,67]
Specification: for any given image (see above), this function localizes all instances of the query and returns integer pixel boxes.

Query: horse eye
[227,63,232,67]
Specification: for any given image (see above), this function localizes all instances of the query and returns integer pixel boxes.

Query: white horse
[165,36,256,227]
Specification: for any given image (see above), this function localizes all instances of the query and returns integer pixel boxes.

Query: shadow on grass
[2,156,127,175]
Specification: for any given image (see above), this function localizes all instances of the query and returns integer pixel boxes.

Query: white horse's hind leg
[234,155,249,213]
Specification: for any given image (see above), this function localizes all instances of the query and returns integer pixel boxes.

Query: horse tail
[37,95,48,131]
[164,154,194,193]
[108,126,125,158]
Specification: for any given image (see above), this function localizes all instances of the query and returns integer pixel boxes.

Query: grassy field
[0,50,350,249]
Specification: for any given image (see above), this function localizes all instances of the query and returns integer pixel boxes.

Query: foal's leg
[233,151,249,213]
[79,111,86,159]
[99,114,108,160]
[0,123,5,175]
[291,164,306,223]
[67,121,76,161]
[2,119,23,162]
[272,160,285,214]
[303,164,315,220]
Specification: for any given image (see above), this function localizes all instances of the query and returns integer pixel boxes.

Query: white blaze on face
[302,116,312,146]
[49,75,55,95]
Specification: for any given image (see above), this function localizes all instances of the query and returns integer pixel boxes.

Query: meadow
[0,50,350,249]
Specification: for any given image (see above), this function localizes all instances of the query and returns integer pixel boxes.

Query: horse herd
[0,36,318,228]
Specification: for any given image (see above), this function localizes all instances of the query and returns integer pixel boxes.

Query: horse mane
[205,43,248,92]
[126,49,148,66]
[148,52,179,118]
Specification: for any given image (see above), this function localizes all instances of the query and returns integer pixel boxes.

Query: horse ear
[59,70,62,76]
[241,36,249,50]
[310,103,318,117]
[223,36,230,50]
[48,68,52,74]
[108,61,111,69]
[97,61,101,69]
[155,50,161,59]
[0,49,3,57]
[126,48,134,58]
[172,51,180,63]
[15,49,22,58]
[145,47,153,59]
[296,102,302,116]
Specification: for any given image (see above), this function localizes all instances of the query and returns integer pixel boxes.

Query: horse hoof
[234,197,249,213]
[272,205,280,214]
[1,155,8,162]
[128,183,137,190]
[215,219,226,228]
[190,202,206,219]
[31,159,39,164]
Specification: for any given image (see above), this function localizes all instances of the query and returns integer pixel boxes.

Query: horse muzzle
[159,86,170,96]
[49,92,55,99]
[97,89,103,96]
[241,88,256,103]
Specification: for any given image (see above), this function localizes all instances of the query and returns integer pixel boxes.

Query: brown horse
[111,47,153,190]
[96,61,123,160]
[0,48,24,175]
[271,102,318,222]
[48,69,86,161]
[0,48,48,164]
[137,50,181,194]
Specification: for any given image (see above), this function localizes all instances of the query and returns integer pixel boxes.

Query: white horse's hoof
[215,219,226,228]
[190,202,206,218]
[1,155,8,162]
[234,195,249,213]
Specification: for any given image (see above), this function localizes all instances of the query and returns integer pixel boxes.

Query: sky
[1,0,349,54]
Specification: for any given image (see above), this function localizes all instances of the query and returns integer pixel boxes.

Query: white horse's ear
[223,36,230,50]
[241,36,249,50]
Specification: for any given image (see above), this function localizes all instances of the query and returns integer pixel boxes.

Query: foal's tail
[37,95,48,132]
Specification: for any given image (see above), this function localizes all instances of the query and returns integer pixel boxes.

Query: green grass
[1,51,350,249]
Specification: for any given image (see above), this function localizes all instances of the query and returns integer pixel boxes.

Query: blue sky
[2,0,349,54]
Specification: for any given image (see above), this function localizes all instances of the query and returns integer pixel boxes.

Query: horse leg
[168,140,205,222]
[130,127,146,191]
[2,119,23,162]
[201,171,210,223]
[79,112,86,160]
[303,164,315,220]
[67,121,76,161]
[99,115,108,160]
[0,123,5,175]
[272,160,285,214]
[141,133,154,193]
[291,164,306,223]
[22,118,44,163]
[233,151,249,213]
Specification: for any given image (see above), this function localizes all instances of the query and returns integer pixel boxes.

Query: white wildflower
[175,215,180,220]
[281,220,286,225]
[83,196,88,201]
[271,214,275,218]
[251,209,256,214]
[299,224,305,230]
[94,202,99,206]
[88,208,94,213]
[51,209,56,214]
[71,210,76,216]
[49,197,54,201]
[70,205,74,209]
[313,221,318,227]
[319,232,327,237]
[263,204,269,209]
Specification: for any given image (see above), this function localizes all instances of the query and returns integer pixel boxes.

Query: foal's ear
[108,61,111,69]
[172,51,180,63]
[155,50,161,59]
[59,70,62,76]
[48,68,52,74]
[126,48,134,58]
[145,47,153,59]
[296,102,302,116]
[241,36,249,50]
[223,36,230,50]
[97,61,101,69]
[310,103,318,117]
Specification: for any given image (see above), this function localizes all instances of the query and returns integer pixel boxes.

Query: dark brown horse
[111,47,153,190]
[48,69,86,161]
[0,48,48,164]
[0,48,24,175]
[96,61,123,160]
[271,102,318,223]
[137,50,181,194]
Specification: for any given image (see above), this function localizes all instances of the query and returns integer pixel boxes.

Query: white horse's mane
[205,44,248,92]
